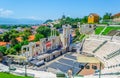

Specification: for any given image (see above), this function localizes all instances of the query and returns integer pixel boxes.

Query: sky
[0,0,120,20]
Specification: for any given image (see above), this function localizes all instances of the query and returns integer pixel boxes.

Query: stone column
[44,39,46,53]
[50,37,53,50]
[40,39,43,53]
[21,46,24,56]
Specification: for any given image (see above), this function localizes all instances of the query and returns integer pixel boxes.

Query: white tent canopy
[77,55,101,63]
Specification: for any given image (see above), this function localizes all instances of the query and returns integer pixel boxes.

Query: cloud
[27,16,39,20]
[0,8,13,17]
[21,16,41,20]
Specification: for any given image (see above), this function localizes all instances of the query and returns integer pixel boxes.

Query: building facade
[112,13,120,23]
[88,13,99,24]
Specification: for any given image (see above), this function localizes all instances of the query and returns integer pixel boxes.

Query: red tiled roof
[0,42,10,46]
[112,13,120,18]
[46,41,51,47]
[89,13,99,17]
[32,26,39,29]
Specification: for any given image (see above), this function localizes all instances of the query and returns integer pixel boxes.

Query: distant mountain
[43,19,53,24]
[0,17,43,24]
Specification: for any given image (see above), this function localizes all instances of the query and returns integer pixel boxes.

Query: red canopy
[46,41,51,47]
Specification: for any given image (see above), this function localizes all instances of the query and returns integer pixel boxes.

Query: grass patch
[79,34,85,42]
[95,26,120,35]
[95,26,104,34]
[73,34,86,42]
[0,72,32,78]
[102,26,120,35]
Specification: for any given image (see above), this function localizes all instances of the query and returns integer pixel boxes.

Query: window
[110,66,112,68]
[92,65,97,70]
[89,24,92,28]
[113,65,115,68]
[85,65,90,69]
[79,65,84,69]
[89,15,92,18]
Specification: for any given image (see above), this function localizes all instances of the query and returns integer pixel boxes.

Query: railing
[90,35,120,42]
[105,49,120,60]
[93,40,107,53]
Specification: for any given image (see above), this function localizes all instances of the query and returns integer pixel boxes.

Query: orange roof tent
[16,37,22,42]
[0,42,10,46]
[28,35,35,41]
[16,35,35,42]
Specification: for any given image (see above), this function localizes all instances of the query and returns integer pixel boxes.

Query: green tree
[74,18,81,22]
[75,28,80,36]
[10,38,19,46]
[73,28,81,42]
[0,35,3,41]
[21,28,32,41]
[5,48,16,55]
[62,15,66,19]
[3,32,10,42]
[103,13,112,23]
[35,33,44,41]
[24,28,32,35]
[81,16,88,24]
[0,46,7,55]
[65,17,73,24]
[55,30,60,36]
[54,24,62,29]
[10,29,19,34]
[99,17,102,23]
[63,17,74,25]
[22,34,29,41]
[13,44,21,53]
[36,26,51,37]
[20,40,29,46]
